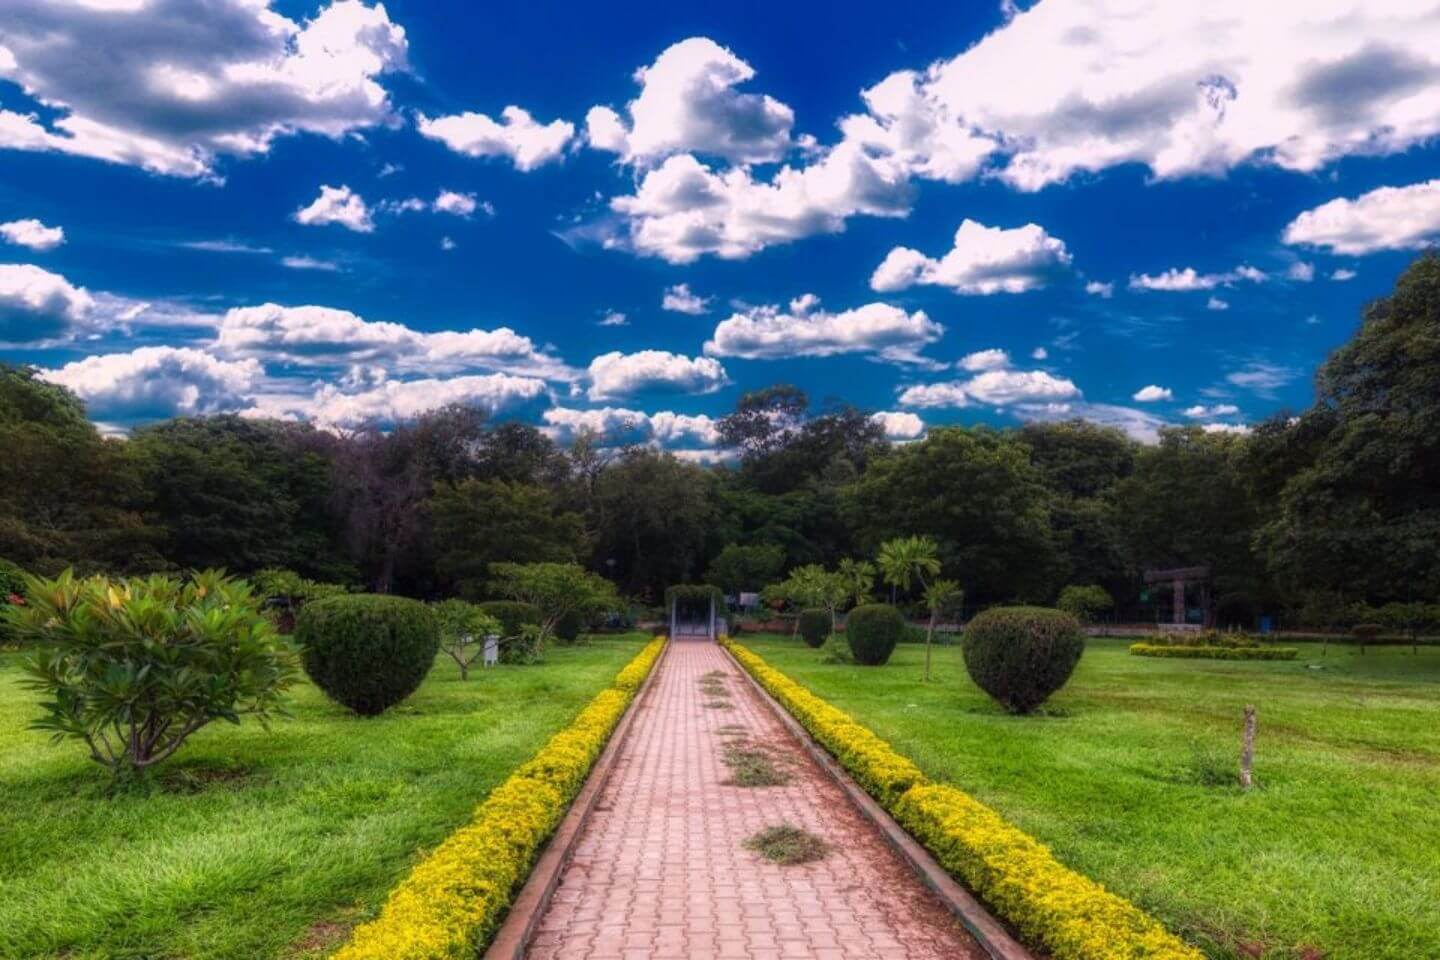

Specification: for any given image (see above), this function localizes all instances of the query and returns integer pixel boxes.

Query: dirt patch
[744,824,830,864]
[290,920,351,956]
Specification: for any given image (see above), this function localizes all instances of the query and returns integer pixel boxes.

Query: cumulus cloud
[870,220,1072,294]
[1183,403,1240,418]
[704,295,942,366]
[0,0,407,178]
[293,184,373,232]
[1282,179,1440,255]
[597,311,628,327]
[662,283,711,315]
[268,373,551,429]
[1285,261,1316,282]
[585,37,794,165]
[418,106,574,171]
[959,348,1010,372]
[1226,361,1295,396]
[898,369,1080,408]
[1129,265,1267,291]
[1202,422,1252,435]
[1207,296,1229,311]
[0,218,64,250]
[586,349,730,401]
[871,410,925,440]
[0,263,94,341]
[542,405,719,448]
[1084,281,1114,298]
[215,303,576,379]
[1330,268,1357,281]
[1015,401,1168,444]
[1030,347,1048,360]
[42,346,261,422]
[433,190,478,217]
[1132,384,1173,402]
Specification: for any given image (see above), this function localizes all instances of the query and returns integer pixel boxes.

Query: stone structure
[1143,565,1212,628]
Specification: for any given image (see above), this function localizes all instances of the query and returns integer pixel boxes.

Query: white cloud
[377,197,426,215]
[1285,261,1315,282]
[704,296,942,365]
[1129,265,1268,291]
[417,106,574,171]
[586,349,730,401]
[271,373,551,429]
[0,262,94,341]
[598,311,628,327]
[440,236,456,251]
[871,220,1072,295]
[42,346,261,422]
[1132,385,1173,402]
[1183,403,1240,418]
[1201,422,1252,435]
[661,283,711,315]
[293,184,373,232]
[1015,401,1167,443]
[959,348,1010,372]
[0,218,64,250]
[0,0,407,178]
[280,255,340,271]
[543,406,719,447]
[433,190,478,217]
[1226,361,1295,396]
[1030,346,1048,360]
[585,37,794,165]
[865,2,1440,192]
[215,303,575,379]
[1282,179,1440,255]
[898,369,1080,408]
[1084,281,1114,298]
[871,410,925,440]
[1330,268,1357,281]
[1206,296,1229,311]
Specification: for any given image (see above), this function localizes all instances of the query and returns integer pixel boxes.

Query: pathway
[526,639,986,960]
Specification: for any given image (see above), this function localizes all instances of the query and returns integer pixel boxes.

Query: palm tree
[837,558,876,608]
[921,579,963,682]
[877,536,944,679]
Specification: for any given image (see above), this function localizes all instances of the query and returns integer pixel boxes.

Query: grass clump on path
[744,824,830,864]
[722,742,790,787]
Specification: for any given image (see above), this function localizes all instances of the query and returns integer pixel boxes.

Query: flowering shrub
[722,639,1203,960]
[332,637,664,960]
[1130,643,1297,660]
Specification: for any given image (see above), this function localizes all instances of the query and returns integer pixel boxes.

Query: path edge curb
[723,643,1037,960]
[483,637,670,960]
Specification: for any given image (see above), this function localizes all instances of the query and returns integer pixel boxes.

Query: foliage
[1351,622,1383,654]
[554,609,585,644]
[431,599,502,679]
[1129,643,1298,660]
[877,535,941,595]
[780,564,850,628]
[249,567,350,604]
[6,569,296,778]
[0,558,24,647]
[1056,584,1114,624]
[845,603,904,666]
[428,478,585,600]
[663,583,724,608]
[797,608,830,648]
[836,557,876,606]
[705,543,785,594]
[820,632,853,663]
[502,624,547,665]
[919,578,963,680]
[725,640,1203,960]
[331,638,663,960]
[963,606,1084,714]
[475,600,542,641]
[489,562,620,646]
[295,595,438,715]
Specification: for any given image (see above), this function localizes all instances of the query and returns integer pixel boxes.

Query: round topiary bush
[296,595,439,716]
[798,608,830,648]
[962,606,1084,714]
[475,600,541,639]
[846,604,904,665]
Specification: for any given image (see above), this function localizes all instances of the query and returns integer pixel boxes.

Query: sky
[2,0,1439,456]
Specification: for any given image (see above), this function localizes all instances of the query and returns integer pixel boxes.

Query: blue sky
[2,0,1439,453]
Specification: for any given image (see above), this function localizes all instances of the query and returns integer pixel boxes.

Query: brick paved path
[526,639,985,960]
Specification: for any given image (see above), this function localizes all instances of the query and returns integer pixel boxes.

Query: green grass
[0,635,646,960]
[742,824,830,865]
[741,635,1440,960]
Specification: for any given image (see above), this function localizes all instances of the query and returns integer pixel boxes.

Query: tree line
[3,254,1437,626]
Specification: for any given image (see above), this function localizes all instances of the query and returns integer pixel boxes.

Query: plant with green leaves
[488,562,620,647]
[1056,584,1114,625]
[787,564,850,633]
[5,569,297,780]
[837,558,876,607]
[431,599,502,679]
[878,536,944,679]
[920,580,963,681]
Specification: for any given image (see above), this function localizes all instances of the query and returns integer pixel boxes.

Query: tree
[717,385,809,462]
[431,599,502,679]
[428,479,586,600]
[877,535,941,597]
[920,579,963,682]
[705,543,785,595]
[786,564,850,632]
[1057,584,1114,624]
[488,562,619,646]
[837,557,876,607]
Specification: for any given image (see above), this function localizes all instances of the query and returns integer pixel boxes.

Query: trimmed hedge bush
[723,640,1203,960]
[963,606,1084,714]
[1130,643,1298,660]
[296,595,439,716]
[846,603,904,665]
[798,608,829,648]
[332,638,664,960]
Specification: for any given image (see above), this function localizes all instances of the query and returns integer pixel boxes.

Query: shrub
[963,606,1084,714]
[296,595,438,715]
[845,603,904,666]
[0,557,26,647]
[1129,643,1298,661]
[820,633,853,664]
[554,608,585,644]
[431,599,502,680]
[1056,584,1113,624]
[5,569,296,779]
[476,600,541,639]
[798,608,830,648]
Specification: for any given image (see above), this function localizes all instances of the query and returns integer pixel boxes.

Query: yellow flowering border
[333,637,665,960]
[722,639,1202,960]
[1130,643,1298,660]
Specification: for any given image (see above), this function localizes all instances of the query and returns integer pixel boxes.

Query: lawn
[0,635,647,960]
[739,635,1440,960]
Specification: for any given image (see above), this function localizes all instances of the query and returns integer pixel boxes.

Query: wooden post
[1239,705,1256,790]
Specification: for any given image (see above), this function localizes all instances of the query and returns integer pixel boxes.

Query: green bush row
[1129,643,1298,661]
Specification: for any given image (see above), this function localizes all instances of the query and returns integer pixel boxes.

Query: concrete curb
[723,644,1037,960]
[483,638,670,960]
